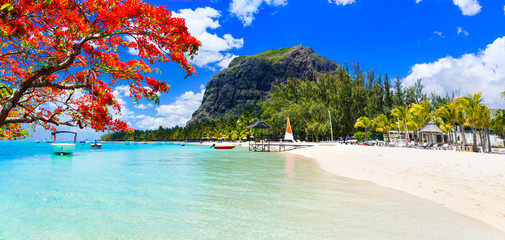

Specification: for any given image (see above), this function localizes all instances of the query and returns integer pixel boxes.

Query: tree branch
[3,115,78,127]
[30,81,92,89]
[0,33,102,125]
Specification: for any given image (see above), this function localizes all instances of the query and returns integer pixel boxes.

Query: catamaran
[284,117,294,142]
[51,131,77,155]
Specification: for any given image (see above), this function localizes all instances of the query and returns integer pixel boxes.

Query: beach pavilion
[246,120,272,151]
[419,121,444,144]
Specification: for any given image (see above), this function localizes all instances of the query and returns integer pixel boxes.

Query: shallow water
[0,141,504,239]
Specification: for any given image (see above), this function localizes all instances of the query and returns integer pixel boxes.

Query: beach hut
[419,121,443,144]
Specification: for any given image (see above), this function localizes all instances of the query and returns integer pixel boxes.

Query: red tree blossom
[0,0,200,139]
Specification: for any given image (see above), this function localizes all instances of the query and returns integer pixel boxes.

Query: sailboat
[284,117,294,142]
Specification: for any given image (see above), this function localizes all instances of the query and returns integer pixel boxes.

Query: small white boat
[50,131,77,155]
[51,143,76,155]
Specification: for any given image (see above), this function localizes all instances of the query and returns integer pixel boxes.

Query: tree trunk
[472,122,478,152]
[365,127,368,141]
[487,128,492,153]
[481,129,487,153]
[404,122,409,142]
[479,128,484,152]
[453,127,458,151]
[459,123,467,146]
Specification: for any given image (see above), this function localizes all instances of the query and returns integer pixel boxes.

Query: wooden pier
[249,142,314,152]
[246,120,314,152]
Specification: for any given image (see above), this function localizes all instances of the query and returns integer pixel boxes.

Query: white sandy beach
[286,144,505,233]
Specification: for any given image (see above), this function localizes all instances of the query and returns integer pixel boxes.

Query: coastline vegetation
[101,62,505,147]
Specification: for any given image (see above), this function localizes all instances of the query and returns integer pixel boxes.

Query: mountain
[187,46,338,125]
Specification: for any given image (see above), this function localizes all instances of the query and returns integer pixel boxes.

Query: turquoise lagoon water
[0,141,504,239]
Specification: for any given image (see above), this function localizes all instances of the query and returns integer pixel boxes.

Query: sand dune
[286,144,505,233]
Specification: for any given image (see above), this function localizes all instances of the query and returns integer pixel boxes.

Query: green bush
[353,131,366,142]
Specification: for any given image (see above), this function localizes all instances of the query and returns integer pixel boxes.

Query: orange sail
[285,118,294,141]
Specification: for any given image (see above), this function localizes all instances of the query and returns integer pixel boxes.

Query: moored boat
[91,140,102,149]
[52,143,76,155]
[214,146,235,150]
[210,144,235,150]
[51,131,77,155]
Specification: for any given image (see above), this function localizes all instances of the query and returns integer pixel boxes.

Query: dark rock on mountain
[187,46,338,125]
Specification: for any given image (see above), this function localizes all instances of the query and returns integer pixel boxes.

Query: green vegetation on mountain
[102,47,505,147]
[187,46,338,124]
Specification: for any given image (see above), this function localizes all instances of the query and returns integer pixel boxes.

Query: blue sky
[26,0,505,140]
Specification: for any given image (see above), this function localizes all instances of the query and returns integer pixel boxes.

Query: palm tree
[457,93,484,152]
[391,105,410,142]
[354,116,372,141]
[411,100,432,125]
[410,100,432,143]
[237,112,258,140]
[491,110,505,145]
[372,114,391,142]
[435,102,459,147]
[477,105,491,153]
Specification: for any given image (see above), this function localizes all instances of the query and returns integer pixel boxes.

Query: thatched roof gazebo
[419,122,443,134]
[246,121,272,130]
[419,121,443,144]
[246,121,272,151]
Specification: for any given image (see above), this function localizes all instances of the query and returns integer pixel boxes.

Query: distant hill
[187,46,338,125]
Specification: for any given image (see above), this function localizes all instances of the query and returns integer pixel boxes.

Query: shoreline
[285,144,505,233]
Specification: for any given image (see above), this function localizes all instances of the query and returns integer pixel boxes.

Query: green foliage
[103,60,502,144]
[239,46,308,64]
[352,131,366,142]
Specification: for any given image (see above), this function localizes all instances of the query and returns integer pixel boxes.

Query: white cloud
[112,86,129,105]
[431,31,444,40]
[452,0,481,16]
[417,0,481,16]
[230,0,287,26]
[216,53,239,69]
[111,85,135,121]
[328,0,355,5]
[172,7,243,70]
[115,85,130,97]
[134,87,205,129]
[134,103,154,110]
[403,36,505,109]
[135,115,169,130]
[457,27,469,37]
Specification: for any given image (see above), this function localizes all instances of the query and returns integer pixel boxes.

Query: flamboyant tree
[0,0,200,139]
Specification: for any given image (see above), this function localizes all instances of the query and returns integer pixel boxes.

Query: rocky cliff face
[187,46,338,124]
